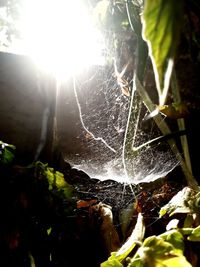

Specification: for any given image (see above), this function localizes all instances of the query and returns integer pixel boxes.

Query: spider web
[59,62,179,185]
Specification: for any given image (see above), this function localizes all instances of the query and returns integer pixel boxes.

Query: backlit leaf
[188,225,200,241]
[115,213,145,261]
[136,235,191,267]
[161,255,192,267]
[101,258,123,267]
[159,230,184,255]
[142,0,183,105]
[159,187,200,218]
[101,213,145,266]
[43,166,73,199]
[0,141,15,164]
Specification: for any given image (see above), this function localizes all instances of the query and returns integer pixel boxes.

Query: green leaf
[45,168,73,199]
[127,257,143,267]
[0,141,15,164]
[34,162,74,201]
[29,253,36,267]
[159,230,184,255]
[101,213,145,266]
[161,255,192,267]
[101,258,123,267]
[142,0,183,105]
[115,213,145,261]
[47,227,52,236]
[135,235,191,267]
[188,225,200,241]
[159,187,200,218]
[142,235,174,256]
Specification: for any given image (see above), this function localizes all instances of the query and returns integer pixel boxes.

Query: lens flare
[10,0,105,79]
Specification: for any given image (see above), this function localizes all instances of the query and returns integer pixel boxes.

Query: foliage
[102,222,194,267]
[0,148,83,266]
[0,0,200,266]
[1,142,199,266]
[160,187,200,218]
[92,0,200,266]
[142,0,183,106]
[130,234,191,267]
[101,213,145,267]
[102,186,200,267]
[92,0,200,188]
[0,140,15,164]
[34,161,74,201]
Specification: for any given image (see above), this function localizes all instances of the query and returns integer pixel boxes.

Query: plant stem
[171,71,193,174]
[135,77,199,190]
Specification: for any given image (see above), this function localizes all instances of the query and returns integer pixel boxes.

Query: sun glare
[12,0,105,79]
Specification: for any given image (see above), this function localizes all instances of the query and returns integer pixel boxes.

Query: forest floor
[0,155,188,267]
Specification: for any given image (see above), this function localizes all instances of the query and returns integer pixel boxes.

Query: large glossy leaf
[142,0,183,105]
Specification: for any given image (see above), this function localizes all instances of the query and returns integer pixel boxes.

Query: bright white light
[12,0,105,79]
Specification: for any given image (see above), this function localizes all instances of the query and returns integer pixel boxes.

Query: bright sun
[12,0,105,79]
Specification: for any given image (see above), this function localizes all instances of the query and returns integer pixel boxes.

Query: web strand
[72,75,117,154]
